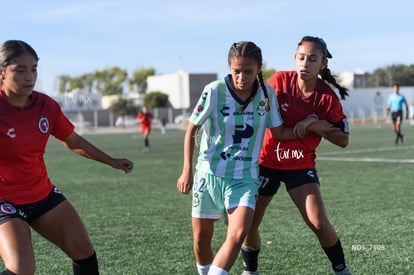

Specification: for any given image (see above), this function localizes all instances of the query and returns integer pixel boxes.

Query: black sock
[241,246,260,272]
[0,269,17,275]
[322,239,346,272]
[73,252,99,275]
[144,138,149,147]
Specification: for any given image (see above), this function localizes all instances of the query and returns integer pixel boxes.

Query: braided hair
[228,41,270,112]
[298,36,349,100]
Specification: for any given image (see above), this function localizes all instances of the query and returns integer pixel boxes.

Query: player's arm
[270,115,324,141]
[405,101,409,119]
[177,122,200,194]
[61,132,133,173]
[308,119,349,148]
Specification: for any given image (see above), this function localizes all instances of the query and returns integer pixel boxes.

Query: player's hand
[177,171,193,194]
[111,158,134,173]
[293,116,318,137]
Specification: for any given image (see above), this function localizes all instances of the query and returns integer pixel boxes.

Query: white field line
[318,145,414,163]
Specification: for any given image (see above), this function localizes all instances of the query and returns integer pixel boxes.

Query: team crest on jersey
[38,116,49,134]
[0,203,17,214]
[257,101,266,116]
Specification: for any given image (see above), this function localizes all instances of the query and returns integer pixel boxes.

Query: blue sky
[3,0,413,94]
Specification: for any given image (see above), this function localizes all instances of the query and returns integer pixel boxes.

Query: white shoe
[335,267,352,275]
[241,270,260,275]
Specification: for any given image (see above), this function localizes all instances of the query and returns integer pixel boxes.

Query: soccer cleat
[334,267,352,275]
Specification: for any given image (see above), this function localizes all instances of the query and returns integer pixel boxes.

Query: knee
[64,237,95,260]
[193,234,211,248]
[226,226,249,246]
[307,218,332,236]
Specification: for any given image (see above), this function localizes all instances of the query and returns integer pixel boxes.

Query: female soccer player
[176,41,330,275]
[136,106,153,152]
[0,40,133,275]
[241,36,352,275]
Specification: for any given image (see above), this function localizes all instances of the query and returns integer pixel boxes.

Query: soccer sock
[241,245,260,271]
[196,263,211,275]
[0,269,17,275]
[72,252,99,275]
[144,138,149,147]
[207,265,228,275]
[322,239,347,272]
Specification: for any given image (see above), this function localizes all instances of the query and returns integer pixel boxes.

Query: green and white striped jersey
[189,75,283,180]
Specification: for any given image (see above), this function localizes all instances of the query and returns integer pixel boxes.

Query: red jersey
[137,112,152,130]
[0,91,75,204]
[260,71,346,170]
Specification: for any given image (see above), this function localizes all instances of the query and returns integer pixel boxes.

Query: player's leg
[396,112,404,143]
[288,182,350,274]
[242,166,281,274]
[241,195,272,274]
[192,217,214,274]
[212,205,255,273]
[141,128,151,151]
[0,218,35,274]
[31,200,98,275]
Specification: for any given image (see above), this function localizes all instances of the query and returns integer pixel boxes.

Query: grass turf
[1,123,413,274]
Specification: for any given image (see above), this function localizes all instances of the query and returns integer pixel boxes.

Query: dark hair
[228,41,270,112]
[298,36,349,100]
[392,82,400,88]
[0,40,39,70]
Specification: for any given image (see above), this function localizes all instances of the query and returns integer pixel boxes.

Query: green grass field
[2,123,413,274]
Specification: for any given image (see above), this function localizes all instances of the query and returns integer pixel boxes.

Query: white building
[146,70,217,110]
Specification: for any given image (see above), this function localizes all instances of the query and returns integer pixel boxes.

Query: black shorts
[258,165,320,197]
[0,187,66,225]
[391,110,403,123]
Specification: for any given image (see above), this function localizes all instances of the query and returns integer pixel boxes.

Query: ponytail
[319,67,349,100]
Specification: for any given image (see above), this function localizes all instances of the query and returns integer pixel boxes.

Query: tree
[129,67,156,94]
[94,67,128,95]
[262,63,276,81]
[143,91,169,108]
[110,98,139,117]
[58,75,71,94]
[365,64,414,87]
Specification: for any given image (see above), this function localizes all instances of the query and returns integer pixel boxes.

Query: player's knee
[307,218,331,236]
[226,226,249,246]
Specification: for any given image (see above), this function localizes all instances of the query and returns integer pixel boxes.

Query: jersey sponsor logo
[220,151,252,161]
[233,124,253,144]
[219,123,254,162]
[7,128,16,138]
[0,203,17,214]
[38,116,49,134]
[233,110,253,116]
